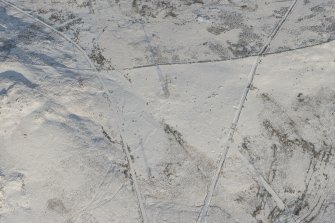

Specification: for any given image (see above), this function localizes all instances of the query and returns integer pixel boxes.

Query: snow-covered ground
[0,0,335,222]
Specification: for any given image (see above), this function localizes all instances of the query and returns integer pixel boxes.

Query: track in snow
[0,1,149,222]
[122,38,335,72]
[196,0,299,222]
[141,21,170,98]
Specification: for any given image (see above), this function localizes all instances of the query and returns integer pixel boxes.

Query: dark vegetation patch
[89,43,113,71]
[163,123,186,150]
[207,25,226,35]
[244,90,335,222]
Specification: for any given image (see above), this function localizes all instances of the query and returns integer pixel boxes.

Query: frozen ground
[0,0,335,222]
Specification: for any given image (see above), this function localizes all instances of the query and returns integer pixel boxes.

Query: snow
[1,0,335,222]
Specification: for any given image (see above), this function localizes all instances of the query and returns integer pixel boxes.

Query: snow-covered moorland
[0,0,335,222]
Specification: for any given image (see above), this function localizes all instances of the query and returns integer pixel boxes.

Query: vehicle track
[141,21,170,98]
[196,0,299,222]
[0,1,149,222]
[121,38,335,72]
